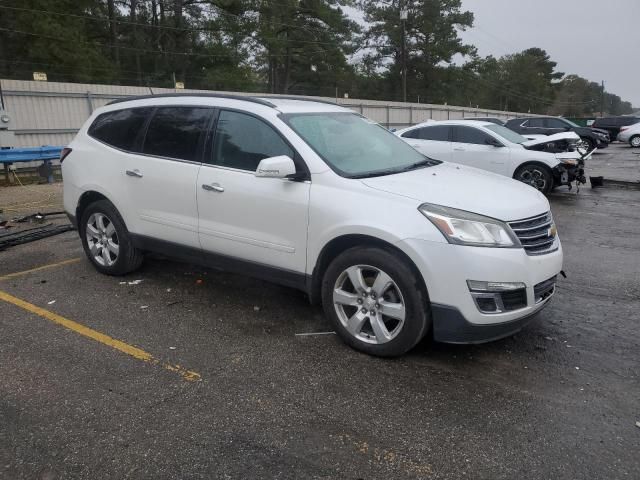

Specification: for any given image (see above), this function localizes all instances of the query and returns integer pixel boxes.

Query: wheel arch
[629,134,640,147]
[308,234,428,305]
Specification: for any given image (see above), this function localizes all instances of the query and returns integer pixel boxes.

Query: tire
[321,246,430,357]
[513,163,553,194]
[580,137,595,152]
[79,199,143,276]
[630,135,640,148]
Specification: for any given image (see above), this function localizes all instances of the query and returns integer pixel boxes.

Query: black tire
[79,199,143,275]
[630,135,640,148]
[581,137,596,151]
[321,246,430,357]
[513,163,553,194]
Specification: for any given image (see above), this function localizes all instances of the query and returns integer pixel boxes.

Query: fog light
[467,280,526,292]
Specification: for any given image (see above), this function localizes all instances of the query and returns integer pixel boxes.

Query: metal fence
[1,78,537,150]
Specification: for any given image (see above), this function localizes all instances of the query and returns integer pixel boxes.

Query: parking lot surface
[1,167,639,479]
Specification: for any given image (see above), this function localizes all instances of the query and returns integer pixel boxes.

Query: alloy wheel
[631,136,640,148]
[333,264,406,345]
[86,212,119,267]
[517,167,548,192]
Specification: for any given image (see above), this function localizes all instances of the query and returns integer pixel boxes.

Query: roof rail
[259,95,339,106]
[106,93,276,107]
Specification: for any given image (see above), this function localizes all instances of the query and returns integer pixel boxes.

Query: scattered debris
[253,306,260,311]
[169,346,176,350]
[195,279,203,285]
[166,288,172,292]
[575,366,580,370]
[636,421,640,429]
[127,280,143,285]
[47,300,56,305]
[166,300,182,307]
[140,305,148,310]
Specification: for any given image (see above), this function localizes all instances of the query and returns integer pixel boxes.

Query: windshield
[485,124,528,144]
[283,112,440,178]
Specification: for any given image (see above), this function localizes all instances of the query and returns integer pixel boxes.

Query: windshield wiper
[351,158,441,179]
[398,158,441,172]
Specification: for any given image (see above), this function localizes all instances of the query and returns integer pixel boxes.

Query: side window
[454,126,491,145]
[211,110,294,171]
[545,118,567,129]
[142,107,211,162]
[526,118,545,128]
[88,108,152,151]
[401,128,421,139]
[420,125,450,141]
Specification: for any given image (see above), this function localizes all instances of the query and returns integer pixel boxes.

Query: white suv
[62,94,563,357]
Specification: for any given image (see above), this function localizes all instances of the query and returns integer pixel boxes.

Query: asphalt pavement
[0,179,639,479]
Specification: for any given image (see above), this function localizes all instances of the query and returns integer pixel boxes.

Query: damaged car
[396,120,587,194]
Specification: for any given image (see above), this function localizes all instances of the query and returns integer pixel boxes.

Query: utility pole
[400,2,408,103]
[600,80,605,117]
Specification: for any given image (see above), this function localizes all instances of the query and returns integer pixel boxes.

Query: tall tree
[357,0,475,102]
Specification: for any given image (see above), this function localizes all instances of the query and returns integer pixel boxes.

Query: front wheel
[630,135,640,148]
[514,164,553,194]
[321,246,430,357]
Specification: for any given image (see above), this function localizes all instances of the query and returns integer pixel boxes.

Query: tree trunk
[107,0,120,69]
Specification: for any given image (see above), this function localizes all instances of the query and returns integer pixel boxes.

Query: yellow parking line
[0,290,201,382]
[0,258,82,281]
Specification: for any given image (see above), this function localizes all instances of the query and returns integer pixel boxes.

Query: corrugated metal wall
[1,78,535,150]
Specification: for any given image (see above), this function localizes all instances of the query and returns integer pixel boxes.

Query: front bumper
[397,238,563,342]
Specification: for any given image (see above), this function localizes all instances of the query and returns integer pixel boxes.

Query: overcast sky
[346,1,639,107]
[458,0,639,106]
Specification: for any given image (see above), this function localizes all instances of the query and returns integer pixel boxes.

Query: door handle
[202,183,224,193]
[126,169,143,178]
[453,148,465,151]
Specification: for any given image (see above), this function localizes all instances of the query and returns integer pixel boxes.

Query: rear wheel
[80,200,143,275]
[514,163,553,194]
[321,246,430,357]
[630,135,640,148]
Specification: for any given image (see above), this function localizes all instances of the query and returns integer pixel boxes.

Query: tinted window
[401,128,421,139]
[454,126,491,145]
[142,107,211,162]
[546,118,568,129]
[88,108,151,151]
[420,125,450,141]
[526,118,545,128]
[212,110,294,171]
[620,117,640,126]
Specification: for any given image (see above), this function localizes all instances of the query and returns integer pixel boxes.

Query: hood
[521,131,580,148]
[361,162,549,221]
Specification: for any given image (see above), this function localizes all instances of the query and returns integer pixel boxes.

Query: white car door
[400,125,453,162]
[197,109,310,274]
[124,106,211,248]
[450,126,511,176]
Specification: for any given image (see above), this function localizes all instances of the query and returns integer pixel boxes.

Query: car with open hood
[62,95,562,357]
[395,120,585,193]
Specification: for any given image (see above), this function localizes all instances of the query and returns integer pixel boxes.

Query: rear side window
[88,108,152,151]
[211,110,294,171]
[419,125,450,141]
[142,107,211,162]
[401,128,421,139]
[525,118,545,128]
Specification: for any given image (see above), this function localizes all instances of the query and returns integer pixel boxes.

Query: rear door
[124,106,212,248]
[196,109,310,274]
[401,125,453,161]
[450,126,511,176]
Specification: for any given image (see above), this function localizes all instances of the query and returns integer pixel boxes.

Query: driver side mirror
[255,155,297,179]
[485,137,503,148]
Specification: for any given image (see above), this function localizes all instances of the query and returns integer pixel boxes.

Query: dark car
[505,117,610,151]
[591,116,640,141]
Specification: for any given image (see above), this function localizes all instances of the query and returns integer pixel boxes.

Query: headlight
[561,158,578,166]
[418,203,520,247]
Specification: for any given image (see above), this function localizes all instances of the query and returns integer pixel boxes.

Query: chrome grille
[508,212,558,256]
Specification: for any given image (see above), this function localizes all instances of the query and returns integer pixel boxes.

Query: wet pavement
[0,183,638,479]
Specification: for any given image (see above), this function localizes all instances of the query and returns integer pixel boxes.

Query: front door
[197,110,310,274]
[450,126,510,176]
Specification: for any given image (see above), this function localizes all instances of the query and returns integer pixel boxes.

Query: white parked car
[617,122,640,147]
[396,120,582,193]
[62,95,562,357]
